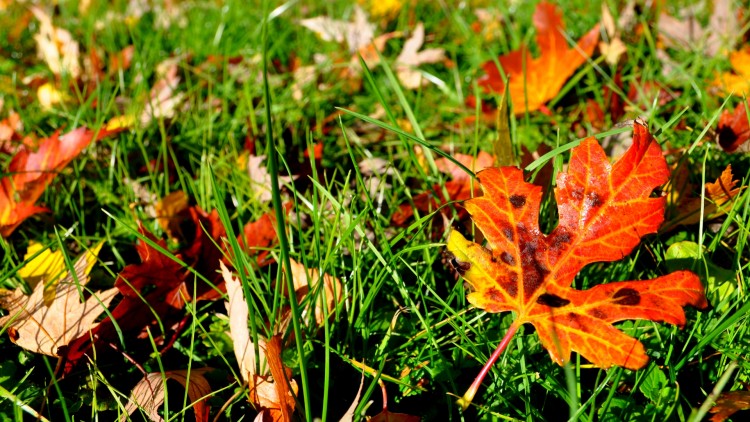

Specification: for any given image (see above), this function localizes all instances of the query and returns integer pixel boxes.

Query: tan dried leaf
[289,259,343,327]
[0,243,117,356]
[121,368,212,422]
[300,6,374,54]
[140,60,185,126]
[222,263,299,421]
[31,6,81,78]
[395,23,445,89]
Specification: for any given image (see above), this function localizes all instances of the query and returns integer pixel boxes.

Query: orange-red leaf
[0,127,96,236]
[716,101,750,152]
[478,1,599,114]
[447,124,707,369]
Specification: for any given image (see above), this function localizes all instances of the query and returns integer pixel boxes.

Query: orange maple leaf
[713,46,750,95]
[478,1,599,115]
[447,124,707,407]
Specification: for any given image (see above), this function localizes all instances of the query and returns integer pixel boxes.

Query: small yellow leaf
[37,83,67,110]
[105,114,136,132]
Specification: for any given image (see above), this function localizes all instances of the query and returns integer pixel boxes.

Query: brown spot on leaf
[566,312,583,329]
[613,288,640,306]
[509,194,526,208]
[487,287,503,303]
[502,226,514,241]
[537,293,571,308]
[588,308,606,319]
[551,230,572,252]
[571,188,584,200]
[505,278,518,298]
[500,251,515,266]
[585,191,603,208]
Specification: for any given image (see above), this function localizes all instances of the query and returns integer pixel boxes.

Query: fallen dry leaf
[662,165,744,233]
[287,259,343,328]
[598,3,627,65]
[338,375,364,422]
[246,154,297,203]
[154,190,191,238]
[359,0,402,20]
[658,0,739,57]
[478,1,599,114]
[121,368,212,422]
[0,112,22,152]
[299,6,399,92]
[37,82,69,110]
[709,390,750,422]
[300,6,374,55]
[0,243,118,357]
[447,124,707,370]
[395,23,445,89]
[140,59,185,126]
[31,6,81,78]
[222,263,299,421]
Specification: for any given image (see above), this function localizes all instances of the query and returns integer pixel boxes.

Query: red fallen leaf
[62,204,287,372]
[709,390,750,422]
[478,1,599,114]
[239,203,291,267]
[435,151,494,183]
[447,123,707,408]
[100,226,190,338]
[716,100,750,152]
[1,127,96,237]
[181,208,228,301]
[392,180,474,227]
[61,226,189,373]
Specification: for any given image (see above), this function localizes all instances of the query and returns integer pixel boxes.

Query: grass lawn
[0,0,749,421]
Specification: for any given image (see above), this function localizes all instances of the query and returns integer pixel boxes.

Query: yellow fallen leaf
[37,82,68,110]
[105,114,136,132]
[714,47,750,95]
[17,241,101,305]
[359,0,402,20]
[0,243,118,356]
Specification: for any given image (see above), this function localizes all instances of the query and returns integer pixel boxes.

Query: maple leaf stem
[458,322,520,411]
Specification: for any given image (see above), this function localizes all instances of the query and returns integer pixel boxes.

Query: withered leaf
[0,243,117,357]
